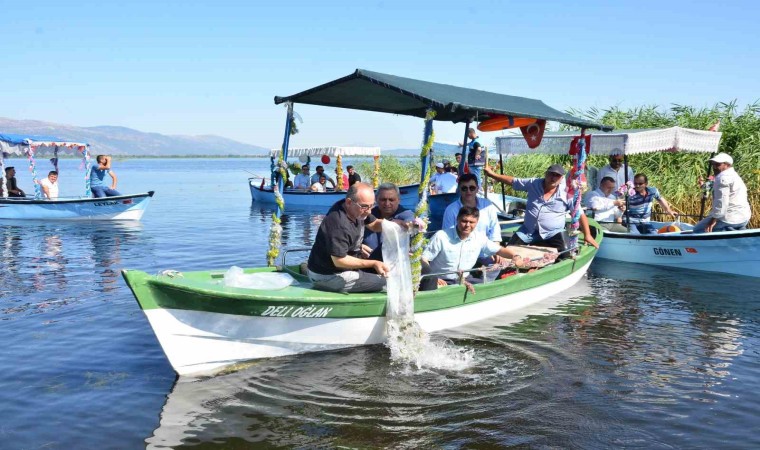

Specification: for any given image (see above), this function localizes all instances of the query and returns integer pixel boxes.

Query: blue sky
[2,0,758,149]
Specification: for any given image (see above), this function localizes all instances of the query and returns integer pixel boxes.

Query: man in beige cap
[693,153,751,233]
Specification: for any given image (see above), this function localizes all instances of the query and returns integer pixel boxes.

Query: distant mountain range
[0,118,269,156]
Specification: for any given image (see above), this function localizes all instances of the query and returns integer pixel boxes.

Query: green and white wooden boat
[122,222,602,377]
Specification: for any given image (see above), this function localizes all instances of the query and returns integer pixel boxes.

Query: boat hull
[123,241,598,377]
[596,226,760,277]
[0,192,154,220]
[249,180,421,209]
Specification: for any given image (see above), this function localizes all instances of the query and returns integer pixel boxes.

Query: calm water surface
[1,158,758,449]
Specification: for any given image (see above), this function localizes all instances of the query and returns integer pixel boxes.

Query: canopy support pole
[267,102,294,266]
[698,155,714,220]
[624,154,631,232]
[82,146,91,197]
[26,145,42,199]
[411,108,436,295]
[459,120,471,176]
[498,152,506,211]
[568,128,587,251]
[0,152,7,197]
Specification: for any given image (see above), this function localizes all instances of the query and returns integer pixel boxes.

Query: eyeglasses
[611,159,624,163]
[460,185,478,192]
[357,202,374,211]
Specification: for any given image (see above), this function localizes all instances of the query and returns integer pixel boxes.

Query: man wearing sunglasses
[693,153,750,233]
[484,164,599,251]
[307,182,404,293]
[441,174,501,241]
[597,150,635,190]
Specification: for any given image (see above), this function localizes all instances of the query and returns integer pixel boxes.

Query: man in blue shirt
[460,128,484,187]
[484,164,598,252]
[90,155,121,198]
[423,206,519,287]
[627,173,677,234]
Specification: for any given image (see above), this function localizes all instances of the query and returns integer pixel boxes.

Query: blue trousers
[91,186,121,198]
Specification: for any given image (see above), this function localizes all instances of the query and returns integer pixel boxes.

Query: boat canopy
[0,133,88,156]
[495,126,721,156]
[269,146,381,158]
[274,69,611,130]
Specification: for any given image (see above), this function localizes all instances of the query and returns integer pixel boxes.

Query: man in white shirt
[597,151,634,190]
[429,162,445,193]
[693,153,751,233]
[587,176,627,232]
[293,165,312,190]
[423,205,518,286]
[40,171,59,199]
[435,166,458,194]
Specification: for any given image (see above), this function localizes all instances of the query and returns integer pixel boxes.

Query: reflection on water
[0,221,147,313]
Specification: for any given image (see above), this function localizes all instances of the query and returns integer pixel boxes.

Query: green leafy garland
[266,152,287,266]
[410,109,436,294]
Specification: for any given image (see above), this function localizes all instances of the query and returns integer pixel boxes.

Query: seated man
[293,164,312,190]
[628,173,677,234]
[310,175,328,192]
[310,165,336,187]
[307,183,390,293]
[423,206,518,287]
[693,152,751,233]
[587,176,627,232]
[362,182,415,260]
[40,171,59,199]
[3,167,26,197]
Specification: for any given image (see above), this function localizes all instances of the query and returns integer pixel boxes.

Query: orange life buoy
[657,224,681,234]
[477,115,537,132]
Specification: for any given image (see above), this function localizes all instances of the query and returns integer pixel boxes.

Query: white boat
[495,126,760,277]
[250,145,421,209]
[0,133,154,220]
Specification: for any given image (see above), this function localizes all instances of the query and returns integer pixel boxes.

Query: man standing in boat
[597,150,634,190]
[307,183,393,293]
[693,153,751,233]
[347,165,361,187]
[90,155,121,197]
[460,128,484,187]
[483,164,599,251]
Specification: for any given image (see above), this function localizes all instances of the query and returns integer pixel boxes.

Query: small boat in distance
[0,133,154,220]
[249,146,420,209]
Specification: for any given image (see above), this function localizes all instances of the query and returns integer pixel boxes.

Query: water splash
[381,221,474,372]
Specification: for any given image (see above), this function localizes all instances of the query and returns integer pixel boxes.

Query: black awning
[275,69,612,130]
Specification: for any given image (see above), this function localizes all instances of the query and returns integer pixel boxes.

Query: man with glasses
[627,174,677,234]
[362,183,415,260]
[441,174,500,240]
[693,153,750,233]
[597,150,635,190]
[293,164,312,190]
[484,164,599,251]
[307,183,391,293]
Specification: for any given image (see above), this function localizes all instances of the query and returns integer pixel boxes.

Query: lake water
[1,158,759,449]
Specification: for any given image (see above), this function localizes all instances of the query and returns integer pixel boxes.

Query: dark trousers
[508,232,567,253]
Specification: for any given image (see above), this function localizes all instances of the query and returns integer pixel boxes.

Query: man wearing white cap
[429,162,445,194]
[693,153,751,233]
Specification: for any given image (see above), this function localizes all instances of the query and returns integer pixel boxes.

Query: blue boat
[0,133,154,220]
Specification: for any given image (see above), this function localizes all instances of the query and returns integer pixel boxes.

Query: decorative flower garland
[567,135,588,250]
[26,146,42,199]
[0,155,7,197]
[411,109,436,294]
[372,155,380,188]
[266,151,288,266]
[336,154,344,190]
[81,146,91,197]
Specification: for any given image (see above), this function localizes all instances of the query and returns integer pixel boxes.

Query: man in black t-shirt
[307,183,390,293]
[347,165,361,187]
